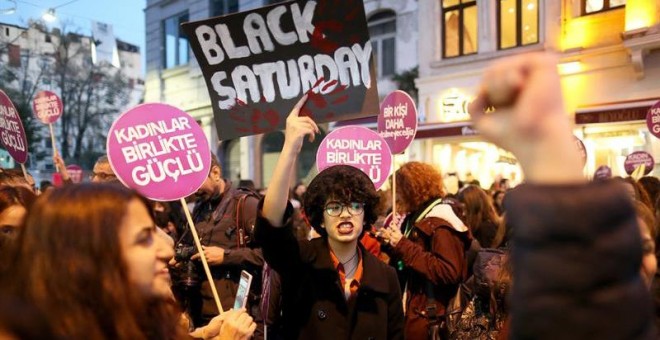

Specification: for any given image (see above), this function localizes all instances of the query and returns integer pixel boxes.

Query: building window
[498,0,538,49]
[163,12,189,69]
[211,0,239,17]
[442,0,478,58]
[368,11,396,78]
[582,0,626,15]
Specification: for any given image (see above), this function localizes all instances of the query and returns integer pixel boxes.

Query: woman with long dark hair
[458,185,502,248]
[1,184,255,340]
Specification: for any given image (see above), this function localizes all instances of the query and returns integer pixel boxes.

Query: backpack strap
[233,188,260,248]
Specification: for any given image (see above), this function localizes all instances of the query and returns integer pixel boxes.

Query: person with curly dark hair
[255,95,404,340]
[378,161,472,339]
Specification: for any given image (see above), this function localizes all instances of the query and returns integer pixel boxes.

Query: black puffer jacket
[506,181,655,339]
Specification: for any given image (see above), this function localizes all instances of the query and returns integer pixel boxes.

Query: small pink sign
[646,100,660,139]
[574,135,587,167]
[377,90,418,154]
[33,90,63,124]
[624,151,654,176]
[593,165,612,180]
[0,90,28,164]
[382,212,406,231]
[316,126,392,190]
[66,164,84,183]
[107,103,211,201]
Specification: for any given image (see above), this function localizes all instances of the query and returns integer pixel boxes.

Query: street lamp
[41,0,79,22]
[43,8,57,22]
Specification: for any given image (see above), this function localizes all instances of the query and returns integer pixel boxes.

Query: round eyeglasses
[324,201,365,217]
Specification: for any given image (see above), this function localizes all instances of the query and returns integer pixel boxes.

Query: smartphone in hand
[233,270,253,310]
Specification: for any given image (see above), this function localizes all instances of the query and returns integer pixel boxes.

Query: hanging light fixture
[42,8,57,22]
[41,0,79,22]
[0,0,17,15]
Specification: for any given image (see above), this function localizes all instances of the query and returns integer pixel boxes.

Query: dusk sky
[2,0,146,74]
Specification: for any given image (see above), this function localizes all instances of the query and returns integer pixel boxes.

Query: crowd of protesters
[0,52,658,340]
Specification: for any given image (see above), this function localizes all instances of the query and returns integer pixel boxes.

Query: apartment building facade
[414,0,660,188]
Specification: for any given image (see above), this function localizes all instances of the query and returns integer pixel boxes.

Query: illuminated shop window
[442,0,478,58]
[368,11,397,78]
[162,12,189,68]
[498,0,539,49]
[582,0,626,15]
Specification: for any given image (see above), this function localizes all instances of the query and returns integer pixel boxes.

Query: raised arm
[262,95,318,227]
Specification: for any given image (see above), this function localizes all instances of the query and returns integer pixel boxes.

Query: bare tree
[51,25,130,167]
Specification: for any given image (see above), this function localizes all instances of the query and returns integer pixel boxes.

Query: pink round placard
[33,90,63,124]
[624,151,654,176]
[316,126,392,190]
[574,135,587,167]
[66,164,84,183]
[0,90,28,164]
[593,165,612,180]
[377,90,418,154]
[107,103,211,201]
[646,100,660,139]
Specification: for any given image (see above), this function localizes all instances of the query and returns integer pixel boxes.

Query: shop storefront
[575,99,660,178]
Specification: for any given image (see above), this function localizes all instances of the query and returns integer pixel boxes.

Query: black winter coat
[255,203,404,340]
[507,181,656,339]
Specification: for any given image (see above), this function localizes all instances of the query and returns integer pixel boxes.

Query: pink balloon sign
[377,90,418,154]
[0,90,28,164]
[593,165,612,180]
[574,135,587,167]
[624,151,654,176]
[646,100,660,139]
[33,90,63,124]
[66,164,84,183]
[107,103,211,201]
[316,126,392,190]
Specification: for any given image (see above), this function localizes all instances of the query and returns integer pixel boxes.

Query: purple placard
[0,90,28,164]
[316,126,392,189]
[647,100,660,139]
[33,90,63,124]
[66,164,83,183]
[574,135,587,167]
[377,90,418,154]
[107,103,211,201]
[624,151,654,176]
[593,165,612,180]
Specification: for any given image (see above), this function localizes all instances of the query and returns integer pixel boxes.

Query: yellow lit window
[583,0,626,15]
[498,0,539,50]
[442,0,478,58]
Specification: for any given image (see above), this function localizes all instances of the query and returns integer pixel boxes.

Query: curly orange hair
[395,162,444,213]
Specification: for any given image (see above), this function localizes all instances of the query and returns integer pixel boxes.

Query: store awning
[415,121,477,139]
[575,98,659,125]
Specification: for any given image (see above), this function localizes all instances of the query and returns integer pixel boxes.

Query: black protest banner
[182,0,378,140]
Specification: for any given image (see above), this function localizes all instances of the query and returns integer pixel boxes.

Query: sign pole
[180,197,224,314]
[391,157,396,225]
[20,163,29,182]
[49,123,59,171]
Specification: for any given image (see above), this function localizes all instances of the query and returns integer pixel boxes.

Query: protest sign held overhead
[0,90,28,164]
[107,103,212,201]
[378,90,418,154]
[182,0,379,140]
[646,100,660,139]
[624,151,654,176]
[66,165,84,183]
[317,126,392,190]
[33,90,63,124]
